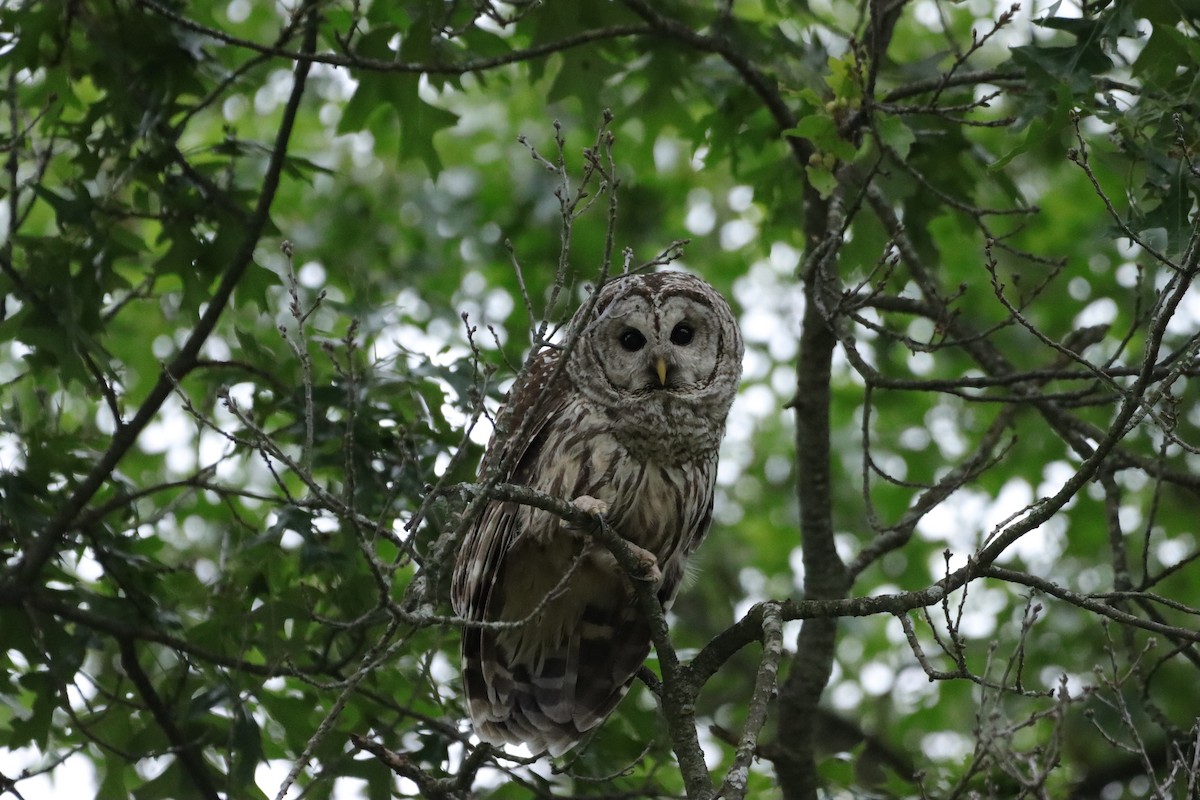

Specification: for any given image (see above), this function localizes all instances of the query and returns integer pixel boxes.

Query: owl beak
[655,357,668,386]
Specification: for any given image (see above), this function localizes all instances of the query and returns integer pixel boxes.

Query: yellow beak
[656,357,668,386]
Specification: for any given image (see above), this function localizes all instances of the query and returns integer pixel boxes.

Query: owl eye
[670,322,694,346]
[619,329,647,352]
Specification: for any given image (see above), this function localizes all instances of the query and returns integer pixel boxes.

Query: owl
[451,271,743,756]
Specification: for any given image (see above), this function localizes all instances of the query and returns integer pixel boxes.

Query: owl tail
[462,595,651,756]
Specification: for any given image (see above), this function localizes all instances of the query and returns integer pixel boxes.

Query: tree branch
[136,0,652,76]
[718,601,784,800]
[118,638,221,800]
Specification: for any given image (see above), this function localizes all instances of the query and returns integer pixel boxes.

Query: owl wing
[451,346,563,621]
[451,345,559,606]
[453,347,596,751]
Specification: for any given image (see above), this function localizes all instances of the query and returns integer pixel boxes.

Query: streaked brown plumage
[451,271,743,755]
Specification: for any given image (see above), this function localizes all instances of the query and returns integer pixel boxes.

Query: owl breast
[608,398,728,465]
[575,398,717,568]
[528,392,716,567]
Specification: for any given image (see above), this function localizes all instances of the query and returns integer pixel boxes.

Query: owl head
[565,271,743,428]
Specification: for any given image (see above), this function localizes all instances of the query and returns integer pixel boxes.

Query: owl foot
[572,495,609,517]
[623,541,663,585]
[572,495,661,584]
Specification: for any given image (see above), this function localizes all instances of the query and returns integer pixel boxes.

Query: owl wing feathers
[454,346,575,745]
[453,346,561,616]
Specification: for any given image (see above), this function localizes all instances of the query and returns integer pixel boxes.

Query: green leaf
[989,83,1073,170]
[229,708,265,789]
[826,53,863,102]
[1134,23,1200,86]
[338,67,456,174]
[97,756,131,798]
[784,115,856,161]
[1010,41,1112,93]
[805,163,837,198]
[235,261,276,313]
[877,115,914,160]
[10,672,56,748]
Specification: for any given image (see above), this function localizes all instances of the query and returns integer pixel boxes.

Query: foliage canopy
[2,0,1200,798]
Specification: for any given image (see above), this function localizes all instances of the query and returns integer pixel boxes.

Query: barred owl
[451,271,743,756]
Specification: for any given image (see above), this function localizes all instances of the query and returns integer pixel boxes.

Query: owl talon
[625,541,663,585]
[572,496,660,583]
[572,495,610,517]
